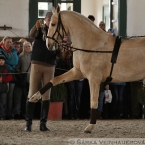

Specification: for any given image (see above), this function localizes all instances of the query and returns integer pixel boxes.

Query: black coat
[31,25,56,65]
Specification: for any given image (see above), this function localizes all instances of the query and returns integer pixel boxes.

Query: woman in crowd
[0,36,18,119]
[13,41,32,119]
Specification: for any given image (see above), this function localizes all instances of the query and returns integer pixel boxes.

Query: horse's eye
[51,23,55,27]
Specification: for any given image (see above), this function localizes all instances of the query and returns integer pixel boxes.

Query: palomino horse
[29,5,145,133]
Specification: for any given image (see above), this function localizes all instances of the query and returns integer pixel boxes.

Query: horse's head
[46,5,67,50]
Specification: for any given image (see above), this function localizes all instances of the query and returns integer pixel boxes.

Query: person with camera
[24,12,57,132]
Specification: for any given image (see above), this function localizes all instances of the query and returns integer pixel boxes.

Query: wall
[1,0,103,38]
[2,0,141,38]
[0,0,29,38]
[81,0,96,22]
[0,0,109,38]
[81,0,109,26]
[95,0,103,26]
[127,0,145,36]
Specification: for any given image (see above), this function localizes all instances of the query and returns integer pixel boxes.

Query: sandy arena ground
[0,119,145,145]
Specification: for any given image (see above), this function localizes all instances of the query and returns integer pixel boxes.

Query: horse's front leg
[84,78,100,133]
[29,68,83,102]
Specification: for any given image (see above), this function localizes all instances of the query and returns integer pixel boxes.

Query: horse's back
[111,37,145,82]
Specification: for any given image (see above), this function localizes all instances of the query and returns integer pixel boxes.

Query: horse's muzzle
[47,43,56,51]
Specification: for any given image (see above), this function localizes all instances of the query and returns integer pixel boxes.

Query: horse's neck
[107,35,116,49]
[61,12,108,49]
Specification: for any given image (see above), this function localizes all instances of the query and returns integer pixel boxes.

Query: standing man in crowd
[99,21,106,32]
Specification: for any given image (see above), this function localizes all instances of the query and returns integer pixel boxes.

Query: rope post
[142,105,145,119]
[0,25,12,30]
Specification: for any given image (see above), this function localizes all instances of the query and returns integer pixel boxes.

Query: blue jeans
[6,83,15,117]
[13,84,29,115]
[65,80,84,116]
[13,85,22,115]
[0,93,7,118]
[111,85,125,117]
[97,91,105,112]
[21,84,29,115]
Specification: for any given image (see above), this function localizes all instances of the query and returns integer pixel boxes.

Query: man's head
[13,41,21,54]
[44,12,52,27]
[88,15,95,22]
[99,21,106,31]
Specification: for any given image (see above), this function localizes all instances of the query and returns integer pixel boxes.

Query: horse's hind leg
[29,68,83,102]
[84,78,100,133]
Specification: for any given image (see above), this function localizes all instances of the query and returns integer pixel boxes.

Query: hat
[45,12,52,19]
[0,54,6,61]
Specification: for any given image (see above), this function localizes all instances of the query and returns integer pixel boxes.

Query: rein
[59,42,113,53]
[69,46,113,53]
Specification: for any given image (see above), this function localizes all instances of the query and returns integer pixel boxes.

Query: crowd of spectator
[0,37,32,120]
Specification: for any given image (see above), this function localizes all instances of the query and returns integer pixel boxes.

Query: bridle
[46,12,114,53]
[46,12,67,45]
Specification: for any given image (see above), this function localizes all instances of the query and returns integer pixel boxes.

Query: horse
[29,5,145,133]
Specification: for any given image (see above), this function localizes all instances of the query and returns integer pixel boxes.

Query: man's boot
[40,100,50,131]
[24,100,35,131]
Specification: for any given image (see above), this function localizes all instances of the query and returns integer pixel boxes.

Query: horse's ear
[56,4,60,13]
[52,6,55,14]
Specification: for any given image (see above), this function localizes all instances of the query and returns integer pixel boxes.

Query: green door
[29,0,81,33]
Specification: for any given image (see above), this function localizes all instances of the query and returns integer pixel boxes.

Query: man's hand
[0,76,2,83]
[35,20,41,29]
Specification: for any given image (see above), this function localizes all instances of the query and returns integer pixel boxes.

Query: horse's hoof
[29,91,41,102]
[24,126,31,132]
[84,130,91,133]
[84,124,94,133]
